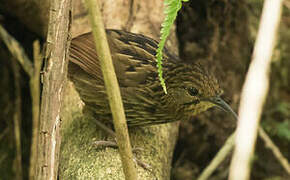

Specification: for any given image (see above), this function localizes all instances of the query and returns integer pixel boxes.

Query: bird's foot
[93,120,152,171]
[92,139,151,171]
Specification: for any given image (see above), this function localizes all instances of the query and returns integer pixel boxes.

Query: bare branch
[0,25,33,77]
[197,132,235,180]
[12,58,23,180]
[258,127,290,174]
[29,40,43,180]
[229,0,284,179]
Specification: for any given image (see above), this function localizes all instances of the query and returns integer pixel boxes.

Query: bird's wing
[69,29,171,87]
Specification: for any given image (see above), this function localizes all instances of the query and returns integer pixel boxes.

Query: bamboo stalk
[84,0,138,179]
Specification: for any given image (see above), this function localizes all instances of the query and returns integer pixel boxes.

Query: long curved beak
[204,97,238,120]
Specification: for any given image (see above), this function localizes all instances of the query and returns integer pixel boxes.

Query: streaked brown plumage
[68,29,228,127]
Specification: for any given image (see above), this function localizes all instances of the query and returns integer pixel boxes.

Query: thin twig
[84,0,138,179]
[12,58,23,180]
[93,140,118,148]
[229,0,284,179]
[95,120,116,138]
[0,25,33,77]
[197,132,235,180]
[125,0,138,31]
[258,127,290,174]
[29,40,43,180]
[196,96,288,178]
[196,124,289,179]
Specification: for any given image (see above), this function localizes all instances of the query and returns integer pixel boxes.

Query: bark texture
[35,0,71,179]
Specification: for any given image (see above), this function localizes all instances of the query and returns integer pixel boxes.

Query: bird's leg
[92,119,151,171]
[93,140,118,148]
[93,119,117,148]
[93,120,144,152]
[95,120,116,138]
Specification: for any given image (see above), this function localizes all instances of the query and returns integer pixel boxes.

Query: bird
[68,29,236,127]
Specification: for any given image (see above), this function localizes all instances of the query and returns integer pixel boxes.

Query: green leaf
[156,0,189,94]
[277,121,290,141]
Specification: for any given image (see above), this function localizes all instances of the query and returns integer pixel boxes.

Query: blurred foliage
[265,5,290,146]
[248,0,290,150]
[173,0,290,179]
[277,121,290,141]
[0,15,38,180]
[263,102,290,141]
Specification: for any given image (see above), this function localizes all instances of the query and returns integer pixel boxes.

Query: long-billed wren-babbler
[68,29,237,128]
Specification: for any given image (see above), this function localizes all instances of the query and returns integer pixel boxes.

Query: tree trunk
[35,0,71,179]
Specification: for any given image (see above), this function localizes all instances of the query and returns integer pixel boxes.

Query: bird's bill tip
[203,96,238,120]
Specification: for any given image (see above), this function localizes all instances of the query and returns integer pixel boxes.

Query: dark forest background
[0,0,289,179]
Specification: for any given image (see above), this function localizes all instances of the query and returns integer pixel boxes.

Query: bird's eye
[188,87,199,96]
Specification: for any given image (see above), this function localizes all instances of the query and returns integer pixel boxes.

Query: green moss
[59,82,179,179]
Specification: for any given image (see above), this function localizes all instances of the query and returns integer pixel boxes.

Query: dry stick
[0,24,43,180]
[197,111,289,178]
[229,0,284,179]
[0,25,34,179]
[84,0,138,179]
[197,126,290,179]
[35,0,71,179]
[258,127,290,174]
[29,40,43,180]
[0,25,33,77]
[12,59,23,180]
[125,0,138,31]
[197,132,236,180]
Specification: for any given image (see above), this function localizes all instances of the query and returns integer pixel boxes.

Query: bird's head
[163,63,237,119]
